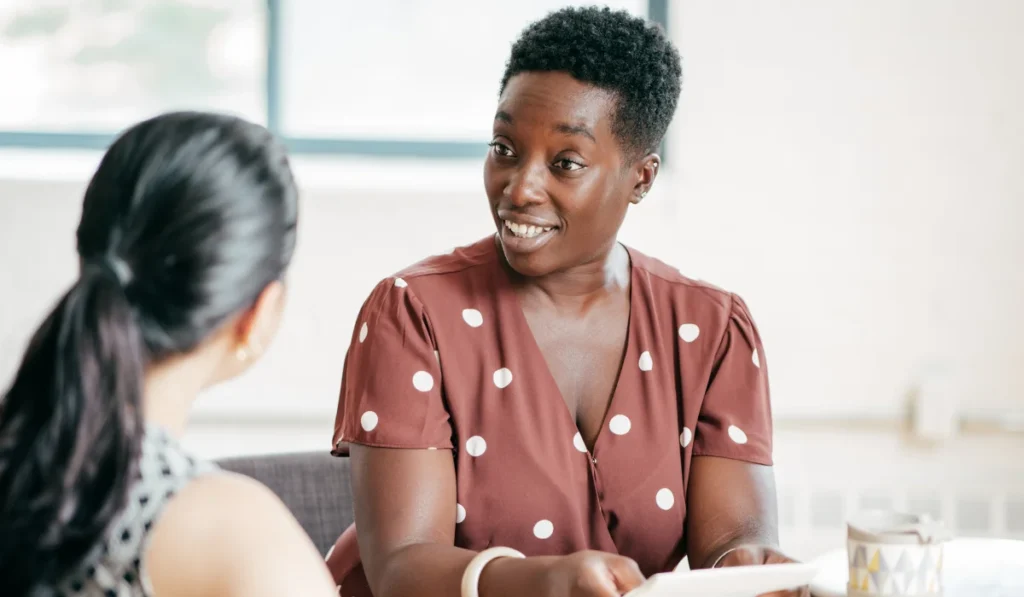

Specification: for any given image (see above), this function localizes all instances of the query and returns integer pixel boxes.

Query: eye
[554,158,584,171]
[489,141,515,158]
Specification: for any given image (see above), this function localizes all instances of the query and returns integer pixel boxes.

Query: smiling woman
[327,6,805,597]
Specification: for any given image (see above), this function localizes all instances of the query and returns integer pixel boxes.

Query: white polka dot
[412,371,434,392]
[360,411,378,432]
[609,414,632,436]
[728,425,748,444]
[456,503,467,524]
[358,322,368,343]
[394,277,408,288]
[638,351,653,372]
[533,519,554,539]
[466,435,487,457]
[656,488,675,511]
[462,308,484,328]
[752,349,760,368]
[680,427,692,448]
[573,432,588,453]
[492,367,513,389]
[678,323,700,343]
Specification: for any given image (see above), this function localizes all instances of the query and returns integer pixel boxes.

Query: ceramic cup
[847,510,949,597]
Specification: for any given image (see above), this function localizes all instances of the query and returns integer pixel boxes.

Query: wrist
[478,554,558,597]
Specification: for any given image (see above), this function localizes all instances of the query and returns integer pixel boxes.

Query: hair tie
[86,255,134,288]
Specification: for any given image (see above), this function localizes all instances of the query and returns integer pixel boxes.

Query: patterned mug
[847,510,950,597]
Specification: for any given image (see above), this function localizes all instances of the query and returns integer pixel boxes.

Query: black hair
[500,5,682,156]
[0,111,298,595]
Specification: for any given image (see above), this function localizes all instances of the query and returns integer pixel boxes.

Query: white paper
[625,562,820,597]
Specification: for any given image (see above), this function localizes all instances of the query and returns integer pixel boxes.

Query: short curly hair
[500,6,682,156]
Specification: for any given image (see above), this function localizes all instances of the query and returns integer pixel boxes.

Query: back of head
[501,6,682,156]
[0,111,298,595]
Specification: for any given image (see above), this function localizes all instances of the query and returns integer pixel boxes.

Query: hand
[714,544,810,597]
[544,550,647,597]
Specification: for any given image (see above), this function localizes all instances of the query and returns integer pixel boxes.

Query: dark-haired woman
[0,112,337,597]
[327,7,807,597]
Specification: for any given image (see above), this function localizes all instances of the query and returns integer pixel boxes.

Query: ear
[231,280,288,364]
[629,153,661,205]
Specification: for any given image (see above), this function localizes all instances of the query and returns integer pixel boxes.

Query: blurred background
[1,0,1022,560]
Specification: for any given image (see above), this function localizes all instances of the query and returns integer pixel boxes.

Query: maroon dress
[329,236,774,595]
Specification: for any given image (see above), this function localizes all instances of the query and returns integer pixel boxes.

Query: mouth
[503,219,555,239]
[498,218,559,254]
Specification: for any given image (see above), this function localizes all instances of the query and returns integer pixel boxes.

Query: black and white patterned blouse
[54,424,217,596]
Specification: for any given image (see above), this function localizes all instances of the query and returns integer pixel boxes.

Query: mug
[847,510,949,597]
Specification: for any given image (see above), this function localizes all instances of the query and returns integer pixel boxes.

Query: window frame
[0,0,669,158]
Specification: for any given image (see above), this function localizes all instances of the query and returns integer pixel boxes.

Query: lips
[498,216,559,254]
[503,219,553,239]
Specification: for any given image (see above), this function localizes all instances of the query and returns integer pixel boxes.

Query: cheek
[482,158,506,201]
[563,178,622,223]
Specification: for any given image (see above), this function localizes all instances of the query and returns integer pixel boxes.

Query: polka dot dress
[55,425,216,596]
[331,237,773,594]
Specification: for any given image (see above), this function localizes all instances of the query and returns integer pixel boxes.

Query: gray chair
[216,451,354,556]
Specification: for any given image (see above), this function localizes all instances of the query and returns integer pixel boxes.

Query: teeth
[504,220,553,239]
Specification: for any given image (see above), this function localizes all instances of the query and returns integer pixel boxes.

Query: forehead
[496,71,618,139]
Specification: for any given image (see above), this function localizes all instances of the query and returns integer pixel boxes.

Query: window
[0,0,667,156]
[0,0,265,133]
[278,0,647,142]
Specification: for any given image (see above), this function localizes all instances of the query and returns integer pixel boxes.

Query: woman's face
[484,71,652,278]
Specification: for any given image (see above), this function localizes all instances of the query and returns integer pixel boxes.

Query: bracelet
[710,547,737,568]
[460,546,526,597]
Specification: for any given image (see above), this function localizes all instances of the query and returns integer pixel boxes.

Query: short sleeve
[331,277,454,454]
[692,293,774,465]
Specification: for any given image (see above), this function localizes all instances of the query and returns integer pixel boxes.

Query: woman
[329,7,807,597]
[0,112,337,597]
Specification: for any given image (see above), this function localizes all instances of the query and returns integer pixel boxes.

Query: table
[809,538,1024,596]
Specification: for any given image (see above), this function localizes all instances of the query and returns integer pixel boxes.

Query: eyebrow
[493,111,596,143]
[554,123,596,143]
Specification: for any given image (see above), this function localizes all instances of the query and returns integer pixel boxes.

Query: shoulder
[360,236,501,309]
[395,236,500,281]
[155,471,286,527]
[627,245,739,317]
[145,473,335,596]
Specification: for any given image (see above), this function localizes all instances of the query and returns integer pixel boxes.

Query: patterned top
[54,424,216,597]
[331,236,773,593]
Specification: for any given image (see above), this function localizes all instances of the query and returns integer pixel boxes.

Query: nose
[503,161,547,207]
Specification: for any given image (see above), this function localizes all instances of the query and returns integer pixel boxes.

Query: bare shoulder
[146,472,337,597]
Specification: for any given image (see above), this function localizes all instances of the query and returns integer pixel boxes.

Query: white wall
[2,0,1023,559]
[668,0,1024,556]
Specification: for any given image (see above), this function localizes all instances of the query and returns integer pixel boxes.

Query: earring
[236,345,251,362]
[640,191,648,199]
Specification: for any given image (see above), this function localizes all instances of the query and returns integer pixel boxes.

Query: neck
[511,241,631,308]
[142,355,210,437]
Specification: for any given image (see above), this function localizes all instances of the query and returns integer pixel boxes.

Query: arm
[684,456,780,569]
[351,446,645,597]
[683,295,807,596]
[351,445,551,597]
[145,473,338,597]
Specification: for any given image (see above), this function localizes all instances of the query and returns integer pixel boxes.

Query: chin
[499,242,557,279]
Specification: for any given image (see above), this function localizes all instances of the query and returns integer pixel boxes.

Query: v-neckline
[494,240,638,459]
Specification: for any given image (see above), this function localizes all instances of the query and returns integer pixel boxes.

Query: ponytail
[0,110,299,594]
[0,264,145,595]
